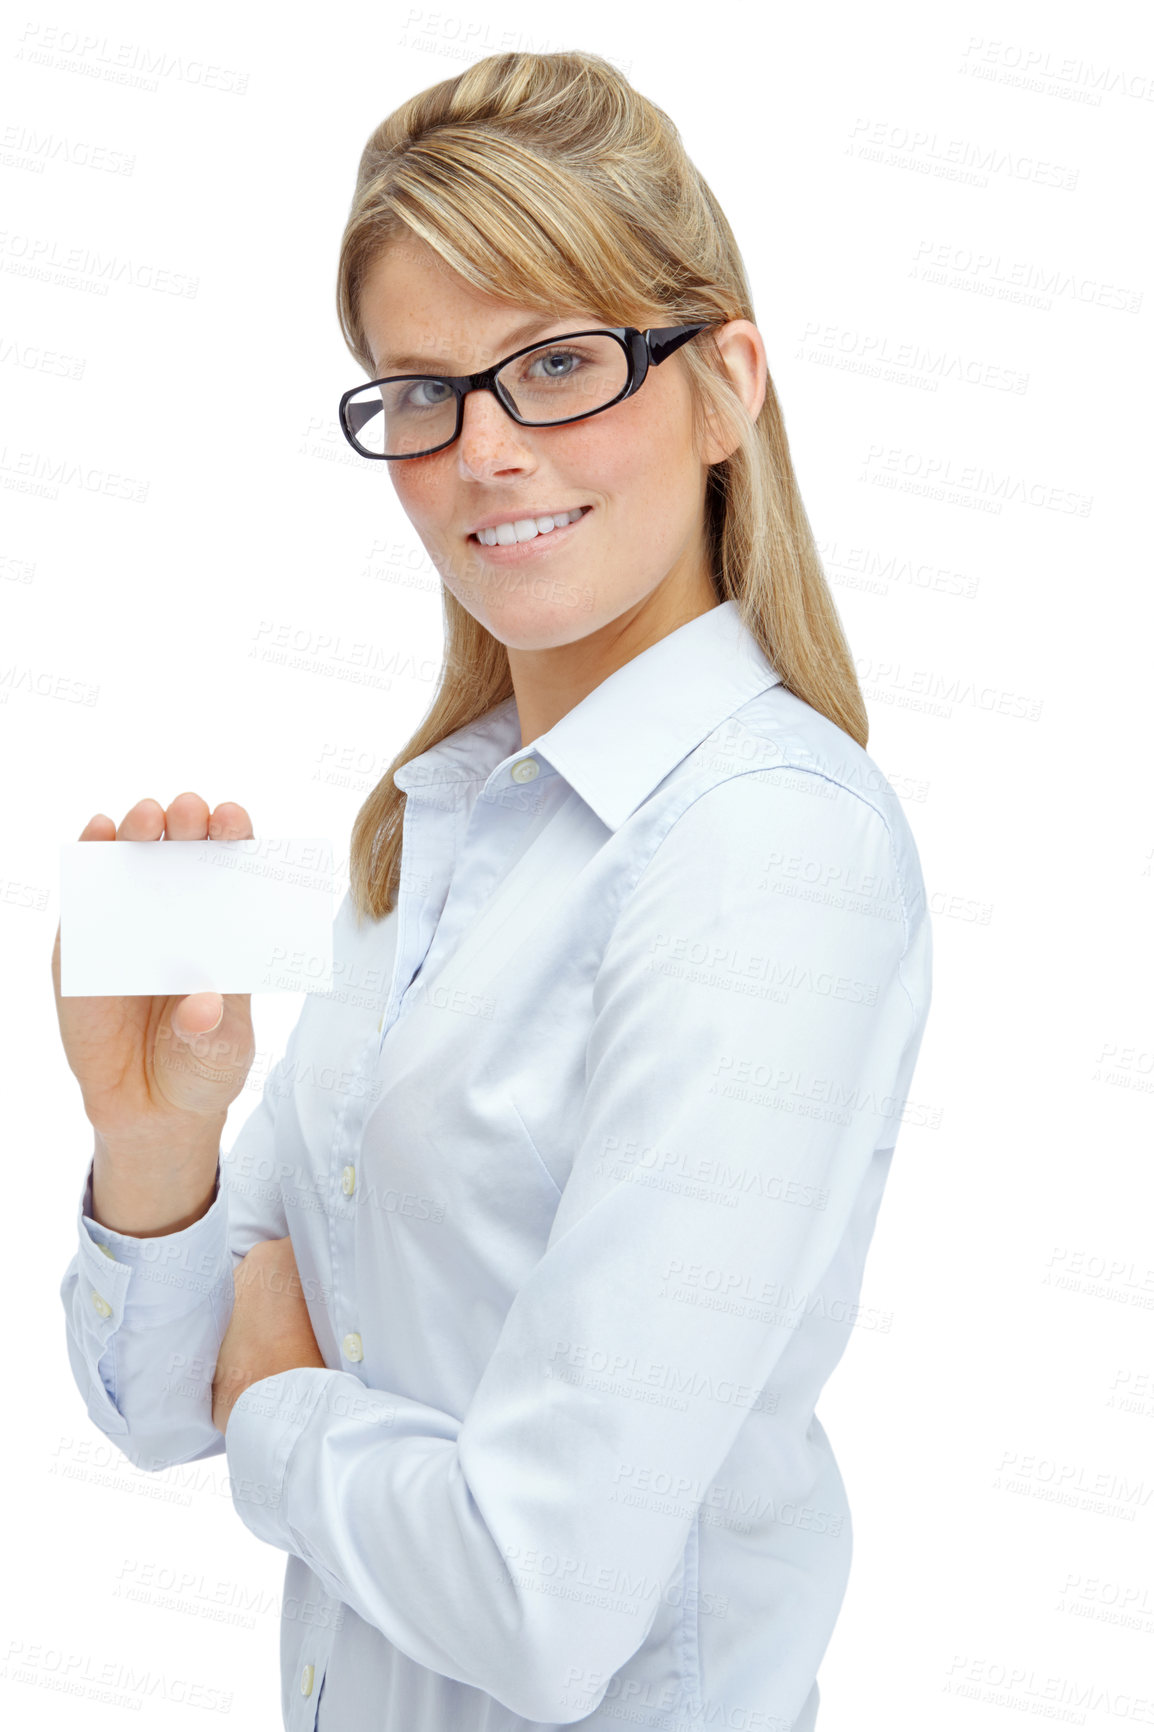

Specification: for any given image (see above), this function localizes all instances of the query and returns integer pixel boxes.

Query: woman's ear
[700,320,768,465]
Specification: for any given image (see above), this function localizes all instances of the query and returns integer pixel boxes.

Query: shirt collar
[395,600,783,832]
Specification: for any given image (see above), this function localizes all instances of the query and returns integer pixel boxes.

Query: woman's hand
[212,1236,328,1436]
[50,794,258,1142]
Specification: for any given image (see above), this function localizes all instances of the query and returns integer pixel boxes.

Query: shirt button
[342,1332,363,1362]
[511,756,539,783]
[341,1164,356,1197]
[90,1289,112,1318]
[300,1663,315,1696]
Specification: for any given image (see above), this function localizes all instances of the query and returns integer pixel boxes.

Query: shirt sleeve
[223,767,927,1724]
[59,1012,305,1472]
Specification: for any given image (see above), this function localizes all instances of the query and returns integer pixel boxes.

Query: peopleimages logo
[15,23,250,95]
[847,116,1079,190]
[0,229,198,297]
[911,238,1142,314]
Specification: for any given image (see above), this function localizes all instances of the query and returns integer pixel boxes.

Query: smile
[470,505,592,546]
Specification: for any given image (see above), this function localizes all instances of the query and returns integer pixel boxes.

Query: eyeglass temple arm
[646,324,710,366]
[346,398,381,438]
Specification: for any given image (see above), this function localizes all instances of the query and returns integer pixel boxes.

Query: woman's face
[356,236,740,651]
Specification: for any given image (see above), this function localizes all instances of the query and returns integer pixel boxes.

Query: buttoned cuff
[224,1366,338,1552]
[77,1153,231,1328]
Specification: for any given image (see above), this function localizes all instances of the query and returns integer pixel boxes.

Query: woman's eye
[401,380,451,410]
[529,349,582,378]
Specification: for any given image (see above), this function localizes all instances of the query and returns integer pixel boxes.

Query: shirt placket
[376,770,475,1055]
[303,743,551,1721]
[375,751,556,1055]
[323,776,465,1392]
[293,1626,334,1730]
[406,754,559,1005]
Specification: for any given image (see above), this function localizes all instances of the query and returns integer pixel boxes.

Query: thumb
[173,992,225,1043]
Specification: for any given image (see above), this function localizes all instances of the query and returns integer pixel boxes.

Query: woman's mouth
[467,504,593,560]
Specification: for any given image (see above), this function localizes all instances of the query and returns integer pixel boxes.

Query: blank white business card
[60,838,336,995]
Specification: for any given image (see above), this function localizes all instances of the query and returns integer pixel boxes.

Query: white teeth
[476,507,585,546]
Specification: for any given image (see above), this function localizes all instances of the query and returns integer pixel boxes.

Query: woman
[54,50,932,1732]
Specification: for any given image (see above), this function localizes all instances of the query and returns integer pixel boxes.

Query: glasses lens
[497,335,628,425]
[345,377,458,459]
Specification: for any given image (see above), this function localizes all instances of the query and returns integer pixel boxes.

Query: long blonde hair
[336,50,867,927]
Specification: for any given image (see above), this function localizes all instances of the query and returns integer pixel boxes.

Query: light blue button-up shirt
[61,598,932,1732]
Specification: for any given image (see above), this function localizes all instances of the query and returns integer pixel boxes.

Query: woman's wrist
[90,1124,224,1237]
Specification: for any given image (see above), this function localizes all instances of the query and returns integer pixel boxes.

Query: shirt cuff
[77,1153,231,1328]
[224,1366,338,1552]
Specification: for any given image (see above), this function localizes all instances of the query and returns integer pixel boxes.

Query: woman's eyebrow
[377,313,586,375]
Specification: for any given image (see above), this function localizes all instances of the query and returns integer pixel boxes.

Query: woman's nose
[455,388,536,473]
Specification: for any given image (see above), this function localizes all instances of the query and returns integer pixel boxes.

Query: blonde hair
[336,50,868,926]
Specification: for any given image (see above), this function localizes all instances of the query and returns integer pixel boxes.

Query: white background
[3,0,1151,1725]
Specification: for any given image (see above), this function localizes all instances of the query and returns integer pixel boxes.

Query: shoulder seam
[615,762,917,1019]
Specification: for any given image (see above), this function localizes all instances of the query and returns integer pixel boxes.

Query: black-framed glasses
[338,324,713,461]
